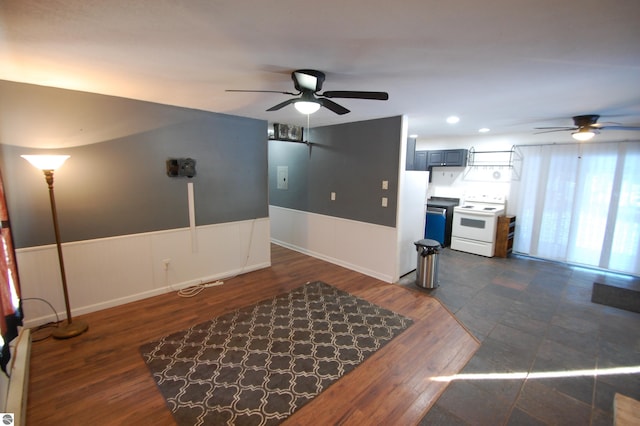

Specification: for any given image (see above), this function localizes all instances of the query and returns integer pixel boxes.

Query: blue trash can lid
[414,238,441,248]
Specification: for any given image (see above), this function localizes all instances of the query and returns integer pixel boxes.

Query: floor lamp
[22,155,89,339]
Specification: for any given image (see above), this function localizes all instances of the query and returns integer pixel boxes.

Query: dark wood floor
[26,244,478,425]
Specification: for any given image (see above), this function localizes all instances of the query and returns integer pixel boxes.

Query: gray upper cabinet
[407,148,468,171]
[427,149,468,167]
[414,151,428,171]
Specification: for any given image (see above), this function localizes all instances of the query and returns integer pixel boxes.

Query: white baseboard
[271,239,393,283]
[22,260,271,329]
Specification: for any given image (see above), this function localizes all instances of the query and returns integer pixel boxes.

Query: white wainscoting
[269,206,397,282]
[4,328,30,426]
[17,218,271,328]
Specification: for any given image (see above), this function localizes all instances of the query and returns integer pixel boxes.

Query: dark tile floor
[396,248,640,426]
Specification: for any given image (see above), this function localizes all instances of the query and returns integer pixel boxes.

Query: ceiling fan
[534,114,640,141]
[226,69,389,115]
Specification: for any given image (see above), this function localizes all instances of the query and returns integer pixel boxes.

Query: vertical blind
[509,141,640,276]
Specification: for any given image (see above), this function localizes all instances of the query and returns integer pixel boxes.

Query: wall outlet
[382,180,388,190]
[331,192,336,201]
[162,259,170,270]
[381,197,388,207]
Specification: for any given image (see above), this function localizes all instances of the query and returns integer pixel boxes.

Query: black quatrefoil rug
[140,281,413,426]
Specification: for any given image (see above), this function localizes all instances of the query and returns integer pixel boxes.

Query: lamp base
[52,319,89,339]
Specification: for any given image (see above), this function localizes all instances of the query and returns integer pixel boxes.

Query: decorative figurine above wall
[166,158,196,178]
[270,123,304,142]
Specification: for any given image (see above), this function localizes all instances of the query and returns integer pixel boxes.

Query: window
[509,141,640,276]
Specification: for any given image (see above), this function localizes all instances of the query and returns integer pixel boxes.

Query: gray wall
[0,81,268,248]
[268,116,402,227]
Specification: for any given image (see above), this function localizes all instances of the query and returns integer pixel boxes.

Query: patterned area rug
[140,281,413,426]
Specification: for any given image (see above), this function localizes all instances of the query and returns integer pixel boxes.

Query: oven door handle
[454,210,501,217]
[427,206,446,215]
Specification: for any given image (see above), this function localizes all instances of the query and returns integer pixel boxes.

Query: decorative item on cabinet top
[269,123,304,142]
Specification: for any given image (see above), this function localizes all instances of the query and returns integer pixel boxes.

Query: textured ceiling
[1,0,640,147]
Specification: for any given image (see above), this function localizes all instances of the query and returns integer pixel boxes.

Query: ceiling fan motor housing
[292,69,325,92]
[573,114,600,128]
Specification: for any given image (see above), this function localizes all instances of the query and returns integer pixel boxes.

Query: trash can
[414,238,441,289]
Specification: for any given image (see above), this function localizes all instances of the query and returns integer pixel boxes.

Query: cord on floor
[177,280,224,297]
[22,297,61,342]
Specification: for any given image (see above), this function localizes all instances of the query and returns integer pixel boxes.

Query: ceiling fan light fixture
[294,101,320,115]
[230,69,388,115]
[572,129,596,141]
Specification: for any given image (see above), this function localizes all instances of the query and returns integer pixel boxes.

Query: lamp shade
[571,130,595,142]
[21,155,70,171]
[294,101,321,115]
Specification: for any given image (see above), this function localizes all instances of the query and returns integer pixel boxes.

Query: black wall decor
[166,158,196,178]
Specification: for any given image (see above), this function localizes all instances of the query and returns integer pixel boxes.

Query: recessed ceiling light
[478,128,490,133]
[446,116,460,124]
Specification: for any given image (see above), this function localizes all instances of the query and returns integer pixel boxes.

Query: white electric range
[450,195,506,257]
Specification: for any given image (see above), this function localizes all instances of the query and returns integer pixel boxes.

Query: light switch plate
[331,192,336,201]
[382,180,388,190]
[382,197,388,207]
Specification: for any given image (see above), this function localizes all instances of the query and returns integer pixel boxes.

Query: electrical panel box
[277,166,288,190]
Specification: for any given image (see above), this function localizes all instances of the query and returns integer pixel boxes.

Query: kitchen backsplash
[427,165,511,202]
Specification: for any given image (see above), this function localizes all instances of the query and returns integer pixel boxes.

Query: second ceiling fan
[535,114,640,141]
[227,69,389,115]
